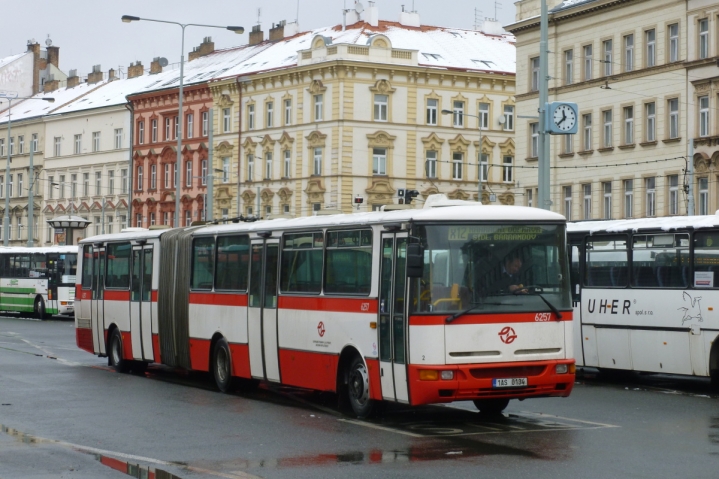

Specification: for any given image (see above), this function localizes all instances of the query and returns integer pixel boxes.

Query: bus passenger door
[91,247,106,355]
[247,239,281,382]
[130,246,154,361]
[378,233,409,403]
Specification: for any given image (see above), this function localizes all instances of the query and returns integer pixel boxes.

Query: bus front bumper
[408,359,575,406]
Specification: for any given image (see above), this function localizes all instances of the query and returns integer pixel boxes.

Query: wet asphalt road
[1,316,719,479]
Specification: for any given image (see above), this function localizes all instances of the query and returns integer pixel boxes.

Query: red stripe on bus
[279,349,339,391]
[366,358,382,400]
[76,327,93,353]
[152,334,161,364]
[189,292,248,307]
[189,338,211,372]
[152,290,158,302]
[105,290,131,301]
[278,296,378,314]
[121,331,132,361]
[408,311,573,326]
[78,288,92,301]
[230,343,251,378]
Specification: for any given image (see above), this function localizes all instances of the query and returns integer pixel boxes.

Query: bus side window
[81,246,93,289]
[585,236,628,288]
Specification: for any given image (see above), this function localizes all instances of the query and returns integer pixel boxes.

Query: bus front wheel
[347,356,374,418]
[473,398,510,415]
[109,329,129,373]
[34,297,50,320]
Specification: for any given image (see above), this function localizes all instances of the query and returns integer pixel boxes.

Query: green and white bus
[0,246,78,319]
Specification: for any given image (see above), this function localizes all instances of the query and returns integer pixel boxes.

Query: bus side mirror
[406,243,424,278]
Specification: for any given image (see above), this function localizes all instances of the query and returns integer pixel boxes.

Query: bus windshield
[410,223,571,314]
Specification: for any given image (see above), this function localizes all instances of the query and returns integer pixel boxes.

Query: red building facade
[128,83,211,228]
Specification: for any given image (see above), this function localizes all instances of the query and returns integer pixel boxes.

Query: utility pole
[537,0,551,210]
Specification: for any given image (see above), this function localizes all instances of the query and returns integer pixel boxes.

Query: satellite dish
[497,114,506,125]
[45,35,52,47]
[355,1,364,13]
[158,57,169,67]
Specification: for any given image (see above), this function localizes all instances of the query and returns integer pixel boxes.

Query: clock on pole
[546,101,578,135]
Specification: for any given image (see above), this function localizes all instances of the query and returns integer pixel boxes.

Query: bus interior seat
[633,266,658,287]
[610,266,628,287]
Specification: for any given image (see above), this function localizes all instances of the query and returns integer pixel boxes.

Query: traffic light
[354,196,364,205]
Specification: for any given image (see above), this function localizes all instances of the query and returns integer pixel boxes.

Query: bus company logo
[317,321,326,337]
[498,326,517,344]
[360,302,370,312]
[587,299,631,315]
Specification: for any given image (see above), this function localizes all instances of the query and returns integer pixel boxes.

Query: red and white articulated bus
[75,199,575,417]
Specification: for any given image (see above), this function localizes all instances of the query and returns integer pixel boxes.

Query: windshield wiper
[521,289,563,320]
[445,302,505,323]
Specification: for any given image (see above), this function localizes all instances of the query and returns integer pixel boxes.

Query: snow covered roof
[0,81,106,125]
[550,0,600,13]
[568,215,719,235]
[0,52,27,70]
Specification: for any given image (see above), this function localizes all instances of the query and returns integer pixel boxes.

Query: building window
[137,167,143,191]
[17,174,22,198]
[583,183,592,219]
[563,186,572,221]
[202,111,209,136]
[624,106,634,144]
[624,178,634,216]
[163,164,170,188]
[502,155,513,183]
[452,152,463,180]
[74,134,82,155]
[283,150,291,178]
[185,210,191,227]
[530,122,539,157]
[174,115,179,139]
[70,174,75,199]
[17,135,24,154]
[114,128,122,149]
[284,99,292,126]
[603,182,612,219]
[374,94,388,121]
[264,152,272,179]
[699,19,709,59]
[137,214,143,228]
[92,132,100,152]
[95,171,101,196]
[645,177,656,216]
[9,137,13,155]
[120,215,127,230]
[149,213,155,226]
[313,148,322,175]
[602,40,612,76]
[669,24,679,62]
[108,171,114,194]
[121,169,128,194]
[247,104,255,130]
[583,44,593,81]
[165,117,171,140]
[530,56,540,91]
[700,96,710,137]
[699,177,709,215]
[54,137,61,156]
[266,102,274,128]
[0,139,4,156]
[426,150,437,178]
[582,114,592,151]
[645,102,656,142]
[186,160,192,187]
[47,175,53,199]
[59,175,65,198]
[151,119,158,142]
[526,189,533,207]
[247,154,254,181]
[426,98,438,125]
[223,108,231,132]
[564,134,574,154]
[314,94,323,121]
[186,113,193,139]
[564,50,573,85]
[645,29,655,67]
[603,110,612,147]
[150,164,156,189]
[668,98,679,139]
[372,148,387,175]
[503,105,514,130]
[479,102,489,129]
[31,133,37,153]
[201,160,207,185]
[668,175,679,215]
[174,163,178,188]
[453,101,465,127]
[624,34,634,71]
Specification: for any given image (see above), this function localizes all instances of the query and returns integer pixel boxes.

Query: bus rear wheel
[34,297,49,320]
[473,398,510,415]
[212,338,235,393]
[109,329,129,373]
[347,356,374,418]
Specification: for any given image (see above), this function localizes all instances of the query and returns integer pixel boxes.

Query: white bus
[0,246,78,319]
[75,199,575,417]
[568,216,719,384]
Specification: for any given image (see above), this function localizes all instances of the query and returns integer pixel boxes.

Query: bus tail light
[419,370,438,381]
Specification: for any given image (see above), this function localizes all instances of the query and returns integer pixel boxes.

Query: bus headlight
[440,371,454,380]
[556,364,575,374]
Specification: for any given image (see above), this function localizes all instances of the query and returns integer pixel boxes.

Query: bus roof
[0,245,79,254]
[568,214,719,235]
[79,205,565,244]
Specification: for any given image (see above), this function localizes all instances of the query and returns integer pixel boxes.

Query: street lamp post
[0,92,54,246]
[121,15,244,227]
[441,109,485,203]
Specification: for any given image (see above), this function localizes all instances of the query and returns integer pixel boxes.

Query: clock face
[552,104,576,131]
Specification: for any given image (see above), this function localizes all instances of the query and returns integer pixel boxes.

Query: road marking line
[517,410,620,428]
[338,418,426,437]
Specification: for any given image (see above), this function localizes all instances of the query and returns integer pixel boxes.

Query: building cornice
[507,0,639,34]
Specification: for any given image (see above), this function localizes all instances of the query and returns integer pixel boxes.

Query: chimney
[249,25,264,45]
[188,36,215,61]
[127,61,144,79]
[27,40,41,95]
[108,68,116,80]
[87,64,103,84]
[44,74,59,92]
[481,18,505,35]
[150,57,163,74]
[47,45,60,68]
[364,1,379,27]
[66,69,80,88]
[399,6,420,27]
[269,21,286,42]
[284,21,300,37]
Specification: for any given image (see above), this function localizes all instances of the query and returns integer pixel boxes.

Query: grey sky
[1,0,516,79]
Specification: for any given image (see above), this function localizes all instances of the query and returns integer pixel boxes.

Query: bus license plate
[492,377,528,388]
